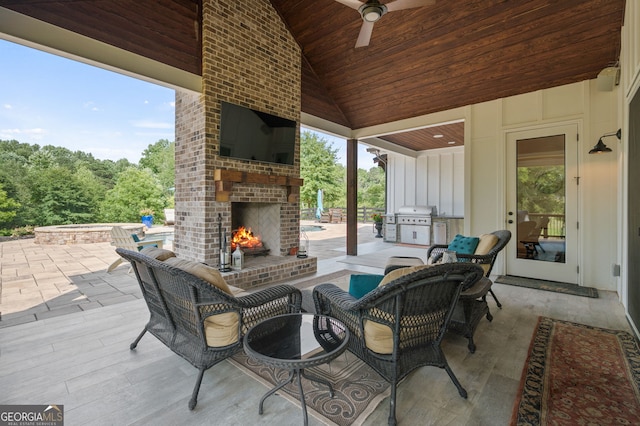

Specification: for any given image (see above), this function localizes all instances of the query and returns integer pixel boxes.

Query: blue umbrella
[316,189,323,219]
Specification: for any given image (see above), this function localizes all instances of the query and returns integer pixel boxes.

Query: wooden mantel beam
[213,169,303,202]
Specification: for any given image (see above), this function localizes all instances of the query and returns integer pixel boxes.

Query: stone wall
[174,0,303,266]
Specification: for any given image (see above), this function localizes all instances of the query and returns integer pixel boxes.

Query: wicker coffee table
[243,313,349,426]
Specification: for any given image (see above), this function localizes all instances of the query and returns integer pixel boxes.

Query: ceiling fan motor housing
[359,2,387,22]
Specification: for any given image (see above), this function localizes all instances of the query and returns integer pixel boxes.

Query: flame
[231,226,263,250]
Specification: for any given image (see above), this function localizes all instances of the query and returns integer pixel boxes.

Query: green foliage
[11,225,34,237]
[358,166,385,208]
[517,166,565,215]
[300,131,344,208]
[139,139,175,193]
[24,166,96,225]
[300,131,386,212]
[0,138,173,227]
[0,183,20,225]
[99,167,166,223]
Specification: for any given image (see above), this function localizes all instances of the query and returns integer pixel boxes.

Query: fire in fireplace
[232,226,270,256]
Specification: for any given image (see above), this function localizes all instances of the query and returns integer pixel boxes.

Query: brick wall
[174,0,302,265]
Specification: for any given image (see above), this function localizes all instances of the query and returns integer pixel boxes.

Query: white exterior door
[505,124,579,284]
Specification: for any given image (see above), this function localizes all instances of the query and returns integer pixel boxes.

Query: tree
[24,166,96,225]
[0,183,20,225]
[300,131,343,209]
[358,166,385,208]
[99,167,166,223]
[139,139,175,193]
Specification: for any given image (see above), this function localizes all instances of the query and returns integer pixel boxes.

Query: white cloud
[0,127,46,140]
[130,119,173,129]
[83,101,100,111]
[3,104,12,109]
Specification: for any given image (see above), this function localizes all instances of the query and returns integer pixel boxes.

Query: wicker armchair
[313,263,484,426]
[116,248,302,410]
[427,229,511,308]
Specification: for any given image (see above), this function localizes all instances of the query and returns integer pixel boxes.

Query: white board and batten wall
[385,78,619,292]
[386,146,465,217]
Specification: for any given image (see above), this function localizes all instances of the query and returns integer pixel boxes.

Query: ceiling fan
[334,0,436,48]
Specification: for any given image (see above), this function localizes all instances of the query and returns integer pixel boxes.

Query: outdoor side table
[243,313,350,426]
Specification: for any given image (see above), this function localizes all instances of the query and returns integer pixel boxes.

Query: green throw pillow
[448,234,480,255]
[349,274,384,299]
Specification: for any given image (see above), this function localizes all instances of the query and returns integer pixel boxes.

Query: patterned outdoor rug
[495,275,598,298]
[510,316,640,425]
[293,270,354,290]
[229,350,390,426]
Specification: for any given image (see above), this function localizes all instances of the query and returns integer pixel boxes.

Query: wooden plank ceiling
[0,0,625,153]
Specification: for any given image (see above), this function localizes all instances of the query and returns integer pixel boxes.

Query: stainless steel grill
[395,205,437,245]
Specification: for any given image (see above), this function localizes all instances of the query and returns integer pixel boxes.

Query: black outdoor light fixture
[589,128,621,154]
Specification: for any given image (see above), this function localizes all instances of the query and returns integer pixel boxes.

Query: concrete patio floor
[0,220,424,328]
[0,222,631,425]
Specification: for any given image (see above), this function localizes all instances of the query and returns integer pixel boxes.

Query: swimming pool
[301,225,325,232]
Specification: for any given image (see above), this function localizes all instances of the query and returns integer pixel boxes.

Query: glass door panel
[506,125,578,284]
[515,135,566,263]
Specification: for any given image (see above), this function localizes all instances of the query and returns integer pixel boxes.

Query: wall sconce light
[589,129,621,154]
[366,146,387,166]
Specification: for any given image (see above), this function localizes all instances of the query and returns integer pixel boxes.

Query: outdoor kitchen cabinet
[400,224,430,245]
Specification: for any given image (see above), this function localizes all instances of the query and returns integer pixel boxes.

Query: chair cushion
[475,233,499,255]
[383,256,425,275]
[203,312,240,347]
[379,264,431,286]
[140,246,176,261]
[364,265,432,354]
[163,257,238,346]
[164,257,232,295]
[448,234,480,254]
[349,274,384,298]
[363,318,394,354]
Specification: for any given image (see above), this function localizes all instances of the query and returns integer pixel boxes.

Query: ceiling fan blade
[355,21,374,48]
[386,0,435,12]
[333,0,364,11]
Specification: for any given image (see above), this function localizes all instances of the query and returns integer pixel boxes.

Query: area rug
[495,275,598,298]
[229,350,390,426]
[510,316,640,425]
[293,270,355,290]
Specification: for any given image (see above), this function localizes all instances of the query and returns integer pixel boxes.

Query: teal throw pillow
[349,274,384,299]
[447,234,480,255]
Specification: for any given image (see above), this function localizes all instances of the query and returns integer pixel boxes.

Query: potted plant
[140,208,154,228]
[372,213,384,238]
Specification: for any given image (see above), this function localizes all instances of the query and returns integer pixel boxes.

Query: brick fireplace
[172,0,316,290]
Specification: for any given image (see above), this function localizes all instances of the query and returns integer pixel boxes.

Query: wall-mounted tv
[219,101,297,165]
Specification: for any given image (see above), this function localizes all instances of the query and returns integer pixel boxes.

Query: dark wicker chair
[427,229,511,308]
[116,248,302,410]
[313,263,484,426]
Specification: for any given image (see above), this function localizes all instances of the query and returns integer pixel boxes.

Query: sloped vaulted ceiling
[0,0,626,151]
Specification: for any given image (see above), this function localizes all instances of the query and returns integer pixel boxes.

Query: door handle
[508,211,514,224]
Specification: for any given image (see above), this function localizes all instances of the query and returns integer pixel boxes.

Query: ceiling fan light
[360,4,387,22]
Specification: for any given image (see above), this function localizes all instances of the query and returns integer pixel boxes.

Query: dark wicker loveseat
[116,248,302,410]
[313,263,484,426]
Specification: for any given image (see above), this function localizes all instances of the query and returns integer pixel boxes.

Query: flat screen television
[219,101,297,165]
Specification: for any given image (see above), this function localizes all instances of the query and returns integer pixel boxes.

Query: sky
[0,39,376,168]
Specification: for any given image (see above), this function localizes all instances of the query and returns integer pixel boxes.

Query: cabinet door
[384,224,397,242]
[400,225,414,244]
[415,227,430,245]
